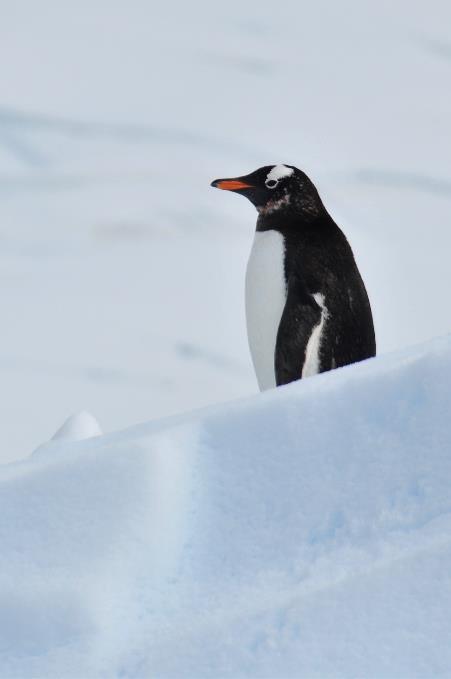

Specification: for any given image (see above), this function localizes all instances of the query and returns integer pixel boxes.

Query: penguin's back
[282,220,376,377]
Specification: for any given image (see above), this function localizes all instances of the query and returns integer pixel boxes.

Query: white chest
[245,230,287,391]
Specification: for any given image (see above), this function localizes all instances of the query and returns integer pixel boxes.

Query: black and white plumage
[211,164,376,390]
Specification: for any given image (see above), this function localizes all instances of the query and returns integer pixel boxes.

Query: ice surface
[1,1,451,460]
[1,336,451,677]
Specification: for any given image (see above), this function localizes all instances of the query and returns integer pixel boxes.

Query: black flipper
[275,272,322,386]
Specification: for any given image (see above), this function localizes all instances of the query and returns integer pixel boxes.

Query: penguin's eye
[265,179,278,189]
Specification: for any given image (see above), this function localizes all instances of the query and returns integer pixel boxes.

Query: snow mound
[51,411,102,442]
[1,337,451,678]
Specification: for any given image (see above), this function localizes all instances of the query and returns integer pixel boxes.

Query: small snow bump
[51,410,102,442]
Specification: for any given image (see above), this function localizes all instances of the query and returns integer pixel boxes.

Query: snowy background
[1,0,451,461]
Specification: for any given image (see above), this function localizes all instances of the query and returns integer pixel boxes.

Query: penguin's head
[211,164,323,217]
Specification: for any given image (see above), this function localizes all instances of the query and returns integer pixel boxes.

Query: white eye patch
[265,178,278,189]
[266,164,294,182]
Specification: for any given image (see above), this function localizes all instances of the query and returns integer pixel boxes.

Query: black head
[211,164,324,218]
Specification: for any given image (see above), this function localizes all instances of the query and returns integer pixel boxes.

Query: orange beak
[211,179,253,191]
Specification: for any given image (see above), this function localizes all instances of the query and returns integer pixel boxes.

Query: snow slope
[1,336,451,678]
[1,1,451,460]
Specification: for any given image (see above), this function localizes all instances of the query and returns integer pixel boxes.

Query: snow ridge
[1,336,451,677]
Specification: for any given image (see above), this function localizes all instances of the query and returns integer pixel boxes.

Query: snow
[0,1,451,461]
[51,411,102,441]
[1,336,451,677]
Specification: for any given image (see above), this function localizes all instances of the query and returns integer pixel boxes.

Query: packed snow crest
[1,336,451,677]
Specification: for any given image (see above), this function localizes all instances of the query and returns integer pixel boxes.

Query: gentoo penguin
[211,164,376,390]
